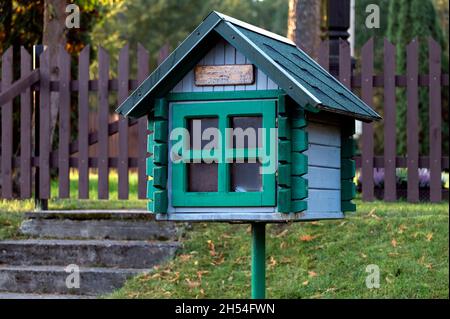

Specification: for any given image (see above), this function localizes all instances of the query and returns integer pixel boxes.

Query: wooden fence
[0,38,448,203]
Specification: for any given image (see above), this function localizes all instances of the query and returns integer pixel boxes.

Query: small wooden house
[116,11,381,223]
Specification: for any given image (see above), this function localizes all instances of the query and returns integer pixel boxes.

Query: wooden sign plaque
[195,64,254,86]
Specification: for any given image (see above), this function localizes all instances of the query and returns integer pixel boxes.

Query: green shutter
[289,104,308,213]
[147,98,168,213]
[278,164,291,187]
[277,95,291,213]
[278,117,290,140]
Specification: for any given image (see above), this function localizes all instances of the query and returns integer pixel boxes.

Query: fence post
[383,39,397,201]
[428,38,442,202]
[118,44,130,199]
[406,39,419,203]
[97,47,110,199]
[1,47,13,199]
[58,46,71,198]
[33,45,48,210]
[20,47,32,198]
[78,45,90,199]
[361,38,374,201]
[137,44,150,199]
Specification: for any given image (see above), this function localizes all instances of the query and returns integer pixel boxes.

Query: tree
[0,0,106,196]
[287,0,322,58]
[43,0,67,145]
[387,0,448,155]
[90,0,289,75]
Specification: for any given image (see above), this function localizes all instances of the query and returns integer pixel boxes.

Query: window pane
[230,161,262,192]
[188,118,218,150]
[230,116,262,148]
[187,163,218,192]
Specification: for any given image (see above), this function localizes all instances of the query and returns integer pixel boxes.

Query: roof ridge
[212,11,296,47]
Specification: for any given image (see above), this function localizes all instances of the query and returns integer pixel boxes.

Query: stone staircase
[0,210,181,299]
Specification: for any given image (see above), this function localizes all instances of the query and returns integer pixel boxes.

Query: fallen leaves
[300,234,316,242]
[275,229,289,238]
[168,272,180,283]
[308,271,318,278]
[418,256,433,270]
[185,278,201,289]
[391,238,398,248]
[212,253,225,266]
[268,256,277,269]
[426,233,433,241]
[197,270,209,281]
[207,240,216,256]
[179,254,193,262]
[398,224,407,234]
[367,208,381,220]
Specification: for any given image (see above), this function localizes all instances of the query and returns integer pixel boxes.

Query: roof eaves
[316,103,381,122]
[291,46,382,120]
[214,20,321,109]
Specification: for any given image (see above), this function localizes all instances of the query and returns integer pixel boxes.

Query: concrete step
[0,292,96,299]
[0,265,146,296]
[20,210,180,241]
[0,239,180,268]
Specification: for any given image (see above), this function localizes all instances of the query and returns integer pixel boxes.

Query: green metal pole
[251,222,266,299]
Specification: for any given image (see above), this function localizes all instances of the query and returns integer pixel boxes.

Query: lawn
[0,172,448,298]
[108,200,449,299]
[0,170,145,240]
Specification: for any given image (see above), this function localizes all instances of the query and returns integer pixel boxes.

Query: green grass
[0,170,145,240]
[0,173,448,298]
[108,200,449,299]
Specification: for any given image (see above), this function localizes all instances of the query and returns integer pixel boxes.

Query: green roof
[116,11,381,122]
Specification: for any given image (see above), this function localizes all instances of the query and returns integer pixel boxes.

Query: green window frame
[171,98,276,207]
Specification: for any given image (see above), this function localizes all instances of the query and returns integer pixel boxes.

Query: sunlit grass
[109,200,449,299]
[0,170,145,239]
[0,170,146,214]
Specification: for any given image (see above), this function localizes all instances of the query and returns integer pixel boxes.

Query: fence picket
[137,43,150,199]
[20,47,32,198]
[383,39,397,201]
[361,38,374,201]
[98,47,110,199]
[78,45,90,199]
[406,39,419,202]
[118,45,130,199]
[39,49,51,199]
[58,47,71,198]
[1,47,13,198]
[428,38,442,202]
[0,38,448,202]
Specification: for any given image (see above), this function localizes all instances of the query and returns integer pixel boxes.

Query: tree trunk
[43,0,67,146]
[287,0,322,59]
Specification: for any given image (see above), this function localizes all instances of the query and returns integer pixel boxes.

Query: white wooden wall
[304,120,341,213]
[171,39,278,93]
